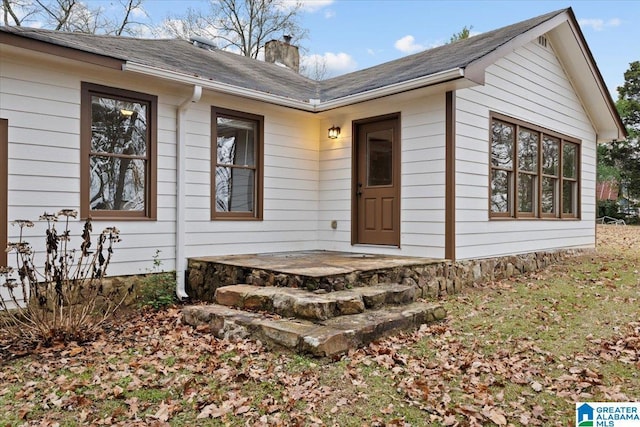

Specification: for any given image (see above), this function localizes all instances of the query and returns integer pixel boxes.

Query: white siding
[455,40,598,259]
[1,51,179,276]
[182,93,321,257]
[317,93,447,258]
[1,50,325,272]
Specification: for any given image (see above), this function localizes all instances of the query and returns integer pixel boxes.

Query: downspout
[176,85,202,299]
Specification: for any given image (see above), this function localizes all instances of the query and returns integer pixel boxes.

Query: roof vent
[537,35,547,48]
[190,36,216,51]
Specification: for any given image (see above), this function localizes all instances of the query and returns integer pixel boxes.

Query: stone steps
[182,301,446,357]
[213,283,417,321]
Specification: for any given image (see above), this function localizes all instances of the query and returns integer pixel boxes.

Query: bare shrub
[0,210,126,345]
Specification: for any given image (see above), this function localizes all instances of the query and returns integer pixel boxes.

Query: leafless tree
[161,0,307,59]
[2,0,147,36]
[2,0,37,25]
[300,54,328,81]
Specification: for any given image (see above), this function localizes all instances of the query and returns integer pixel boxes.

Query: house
[0,8,626,299]
[596,181,619,201]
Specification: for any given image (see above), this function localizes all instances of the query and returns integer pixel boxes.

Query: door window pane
[367,130,393,186]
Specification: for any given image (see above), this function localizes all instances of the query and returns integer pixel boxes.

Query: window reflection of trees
[89,97,147,211]
[562,143,578,214]
[215,117,256,213]
[490,116,579,218]
[541,136,559,214]
[216,136,236,212]
[491,170,510,213]
[517,128,538,213]
[491,121,514,214]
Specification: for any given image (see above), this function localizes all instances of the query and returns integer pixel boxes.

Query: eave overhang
[0,31,123,70]
[123,61,466,113]
[547,10,627,142]
[465,9,626,143]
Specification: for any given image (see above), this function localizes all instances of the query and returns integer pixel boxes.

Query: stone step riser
[182,302,446,357]
[213,284,416,321]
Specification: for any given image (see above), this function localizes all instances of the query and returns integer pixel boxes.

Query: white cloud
[324,52,357,72]
[324,9,336,19]
[298,0,335,12]
[578,18,622,31]
[301,52,357,78]
[394,35,425,54]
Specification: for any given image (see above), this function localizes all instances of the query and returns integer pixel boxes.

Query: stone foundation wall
[101,272,175,306]
[187,248,589,301]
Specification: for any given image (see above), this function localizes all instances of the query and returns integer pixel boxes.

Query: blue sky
[101,0,637,98]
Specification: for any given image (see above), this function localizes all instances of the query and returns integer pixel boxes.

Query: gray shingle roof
[1,27,319,102]
[320,9,566,101]
[0,8,567,104]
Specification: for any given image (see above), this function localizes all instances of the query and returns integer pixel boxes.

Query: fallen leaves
[0,226,638,425]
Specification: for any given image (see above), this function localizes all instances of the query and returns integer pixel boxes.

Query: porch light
[328,125,340,139]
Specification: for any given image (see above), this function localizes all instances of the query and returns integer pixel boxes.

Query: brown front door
[354,115,400,246]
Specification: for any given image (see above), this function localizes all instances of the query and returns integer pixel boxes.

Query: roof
[0,8,566,104]
[0,27,319,102]
[0,8,626,139]
[320,9,564,100]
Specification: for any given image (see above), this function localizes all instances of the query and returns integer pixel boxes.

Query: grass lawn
[0,225,638,426]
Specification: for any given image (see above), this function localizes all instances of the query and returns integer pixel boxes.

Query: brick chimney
[264,35,299,73]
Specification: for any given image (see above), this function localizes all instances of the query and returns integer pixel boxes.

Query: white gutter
[123,62,465,112]
[175,85,202,299]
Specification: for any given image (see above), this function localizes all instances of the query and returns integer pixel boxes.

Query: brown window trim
[1,118,7,267]
[211,107,264,221]
[489,112,581,220]
[80,82,157,221]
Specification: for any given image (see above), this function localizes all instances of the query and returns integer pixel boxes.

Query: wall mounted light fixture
[328,125,340,139]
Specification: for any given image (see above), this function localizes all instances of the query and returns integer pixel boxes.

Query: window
[489,113,580,219]
[81,83,157,219]
[211,107,263,220]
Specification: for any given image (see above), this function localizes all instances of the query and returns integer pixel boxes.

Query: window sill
[211,217,264,221]
[83,215,157,221]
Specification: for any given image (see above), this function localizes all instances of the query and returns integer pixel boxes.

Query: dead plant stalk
[0,210,124,344]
